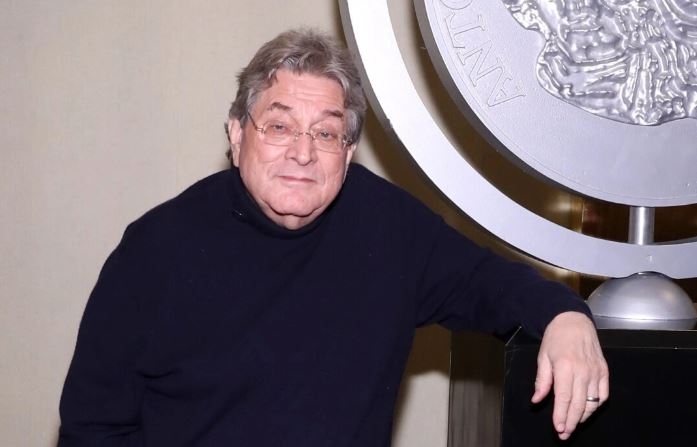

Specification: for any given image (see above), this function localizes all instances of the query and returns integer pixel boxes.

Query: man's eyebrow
[324,109,344,119]
[267,102,292,113]
[266,102,344,119]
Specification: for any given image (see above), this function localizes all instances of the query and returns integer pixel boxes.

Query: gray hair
[228,28,367,146]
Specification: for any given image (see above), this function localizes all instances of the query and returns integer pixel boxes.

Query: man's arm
[58,226,159,446]
[410,217,608,439]
[532,311,609,440]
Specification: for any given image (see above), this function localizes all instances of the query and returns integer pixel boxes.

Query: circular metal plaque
[339,0,697,278]
[417,0,697,207]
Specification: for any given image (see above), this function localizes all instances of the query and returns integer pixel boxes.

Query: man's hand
[531,311,609,440]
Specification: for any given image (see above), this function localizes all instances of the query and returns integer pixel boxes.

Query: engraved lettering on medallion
[442,4,526,107]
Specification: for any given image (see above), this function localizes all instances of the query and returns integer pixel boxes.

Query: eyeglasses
[246,112,351,154]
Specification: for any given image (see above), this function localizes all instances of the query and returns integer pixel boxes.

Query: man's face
[228,69,355,230]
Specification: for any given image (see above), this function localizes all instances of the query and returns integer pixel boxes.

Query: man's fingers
[581,362,610,423]
[550,360,574,435]
[580,382,600,423]
[598,362,610,404]
[554,372,588,440]
[536,312,610,440]
[531,357,553,404]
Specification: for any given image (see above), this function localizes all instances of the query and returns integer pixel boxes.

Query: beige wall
[1,1,574,446]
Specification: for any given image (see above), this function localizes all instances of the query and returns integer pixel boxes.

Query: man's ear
[345,143,356,162]
[343,143,356,176]
[227,118,243,167]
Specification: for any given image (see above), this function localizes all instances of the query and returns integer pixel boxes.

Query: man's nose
[285,132,316,165]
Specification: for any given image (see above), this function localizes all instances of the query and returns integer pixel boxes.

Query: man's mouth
[277,174,316,184]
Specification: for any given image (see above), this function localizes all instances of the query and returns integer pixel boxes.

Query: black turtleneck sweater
[58,164,590,446]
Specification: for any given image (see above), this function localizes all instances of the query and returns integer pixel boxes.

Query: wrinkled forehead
[269,67,346,96]
[260,101,346,123]
[253,70,347,119]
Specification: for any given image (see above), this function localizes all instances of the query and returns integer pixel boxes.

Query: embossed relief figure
[502,0,697,125]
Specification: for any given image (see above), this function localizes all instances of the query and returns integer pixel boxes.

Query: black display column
[501,329,697,446]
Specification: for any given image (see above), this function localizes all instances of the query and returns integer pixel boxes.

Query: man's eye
[266,122,291,135]
[314,129,338,141]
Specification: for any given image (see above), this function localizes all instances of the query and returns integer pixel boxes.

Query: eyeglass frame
[245,111,352,154]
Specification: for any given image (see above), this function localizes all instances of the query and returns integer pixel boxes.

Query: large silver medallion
[418,0,697,207]
[340,0,697,279]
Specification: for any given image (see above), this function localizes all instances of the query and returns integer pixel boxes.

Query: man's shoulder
[344,163,436,219]
[121,170,230,245]
[347,164,413,201]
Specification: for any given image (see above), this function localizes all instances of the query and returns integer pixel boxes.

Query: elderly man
[58,29,608,446]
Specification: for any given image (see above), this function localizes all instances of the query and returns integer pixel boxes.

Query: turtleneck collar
[225,166,330,239]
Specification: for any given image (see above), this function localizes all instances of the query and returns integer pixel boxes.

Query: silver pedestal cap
[588,272,697,330]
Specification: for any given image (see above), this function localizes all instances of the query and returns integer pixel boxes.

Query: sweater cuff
[522,285,593,339]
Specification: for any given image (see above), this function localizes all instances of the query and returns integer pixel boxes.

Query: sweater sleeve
[413,218,591,339]
[58,225,162,446]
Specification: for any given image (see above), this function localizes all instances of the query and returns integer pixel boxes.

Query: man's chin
[265,202,321,227]
[268,196,318,216]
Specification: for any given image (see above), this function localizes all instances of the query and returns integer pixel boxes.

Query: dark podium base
[502,329,697,446]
